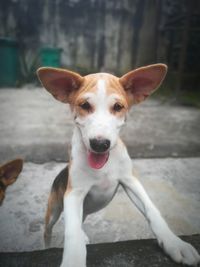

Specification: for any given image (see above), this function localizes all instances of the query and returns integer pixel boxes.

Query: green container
[40,47,62,67]
[0,38,19,87]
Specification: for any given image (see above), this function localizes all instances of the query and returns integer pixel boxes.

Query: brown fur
[119,64,167,105]
[0,159,23,205]
[44,166,68,247]
[71,73,129,119]
[37,65,167,118]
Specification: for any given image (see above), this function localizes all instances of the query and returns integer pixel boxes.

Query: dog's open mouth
[87,151,109,169]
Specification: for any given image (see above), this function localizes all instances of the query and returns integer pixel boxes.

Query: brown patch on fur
[45,191,57,224]
[98,74,132,109]
[0,188,5,205]
[0,158,23,205]
[44,165,69,246]
[81,73,128,103]
[65,161,72,196]
[70,73,130,118]
[70,75,99,116]
[0,158,23,185]
[38,65,167,110]
[99,74,130,116]
[109,102,128,118]
[73,98,95,117]
[65,179,72,195]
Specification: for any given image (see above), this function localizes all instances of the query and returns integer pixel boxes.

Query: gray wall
[0,0,163,75]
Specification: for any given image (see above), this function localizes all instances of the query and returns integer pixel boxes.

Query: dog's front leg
[60,188,87,267]
[120,175,200,266]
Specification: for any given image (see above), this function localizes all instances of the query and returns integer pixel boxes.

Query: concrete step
[0,235,199,267]
[0,88,200,162]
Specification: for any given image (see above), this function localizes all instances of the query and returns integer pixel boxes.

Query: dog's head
[0,159,23,205]
[37,64,167,169]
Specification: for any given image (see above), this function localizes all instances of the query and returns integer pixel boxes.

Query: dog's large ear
[119,64,167,105]
[0,159,23,186]
[37,67,84,103]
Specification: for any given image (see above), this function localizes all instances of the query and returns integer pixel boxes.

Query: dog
[37,64,200,267]
[0,159,23,205]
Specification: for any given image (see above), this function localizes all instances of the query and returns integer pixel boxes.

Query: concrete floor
[0,158,199,252]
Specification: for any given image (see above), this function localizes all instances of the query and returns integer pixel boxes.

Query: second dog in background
[0,159,23,206]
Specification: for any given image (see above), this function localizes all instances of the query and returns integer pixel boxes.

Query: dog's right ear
[37,67,84,103]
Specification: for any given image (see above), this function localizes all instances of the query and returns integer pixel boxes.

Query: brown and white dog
[0,159,23,206]
[37,64,200,267]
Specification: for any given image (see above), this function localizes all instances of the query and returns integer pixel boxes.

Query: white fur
[60,79,200,267]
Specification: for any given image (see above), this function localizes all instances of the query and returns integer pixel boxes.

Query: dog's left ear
[119,64,167,105]
[0,159,23,186]
[37,67,84,103]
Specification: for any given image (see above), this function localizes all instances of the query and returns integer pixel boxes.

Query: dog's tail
[44,166,68,248]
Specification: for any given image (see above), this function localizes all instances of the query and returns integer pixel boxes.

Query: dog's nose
[90,138,110,153]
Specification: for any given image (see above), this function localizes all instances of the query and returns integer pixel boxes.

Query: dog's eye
[79,101,92,111]
[113,103,124,112]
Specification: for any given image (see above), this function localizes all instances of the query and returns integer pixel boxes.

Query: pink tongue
[88,151,109,169]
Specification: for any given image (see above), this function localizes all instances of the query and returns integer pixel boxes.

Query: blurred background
[0,0,199,104]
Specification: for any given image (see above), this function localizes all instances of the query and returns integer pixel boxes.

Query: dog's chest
[83,176,119,215]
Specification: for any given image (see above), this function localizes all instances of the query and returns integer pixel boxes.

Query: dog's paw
[159,235,200,266]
